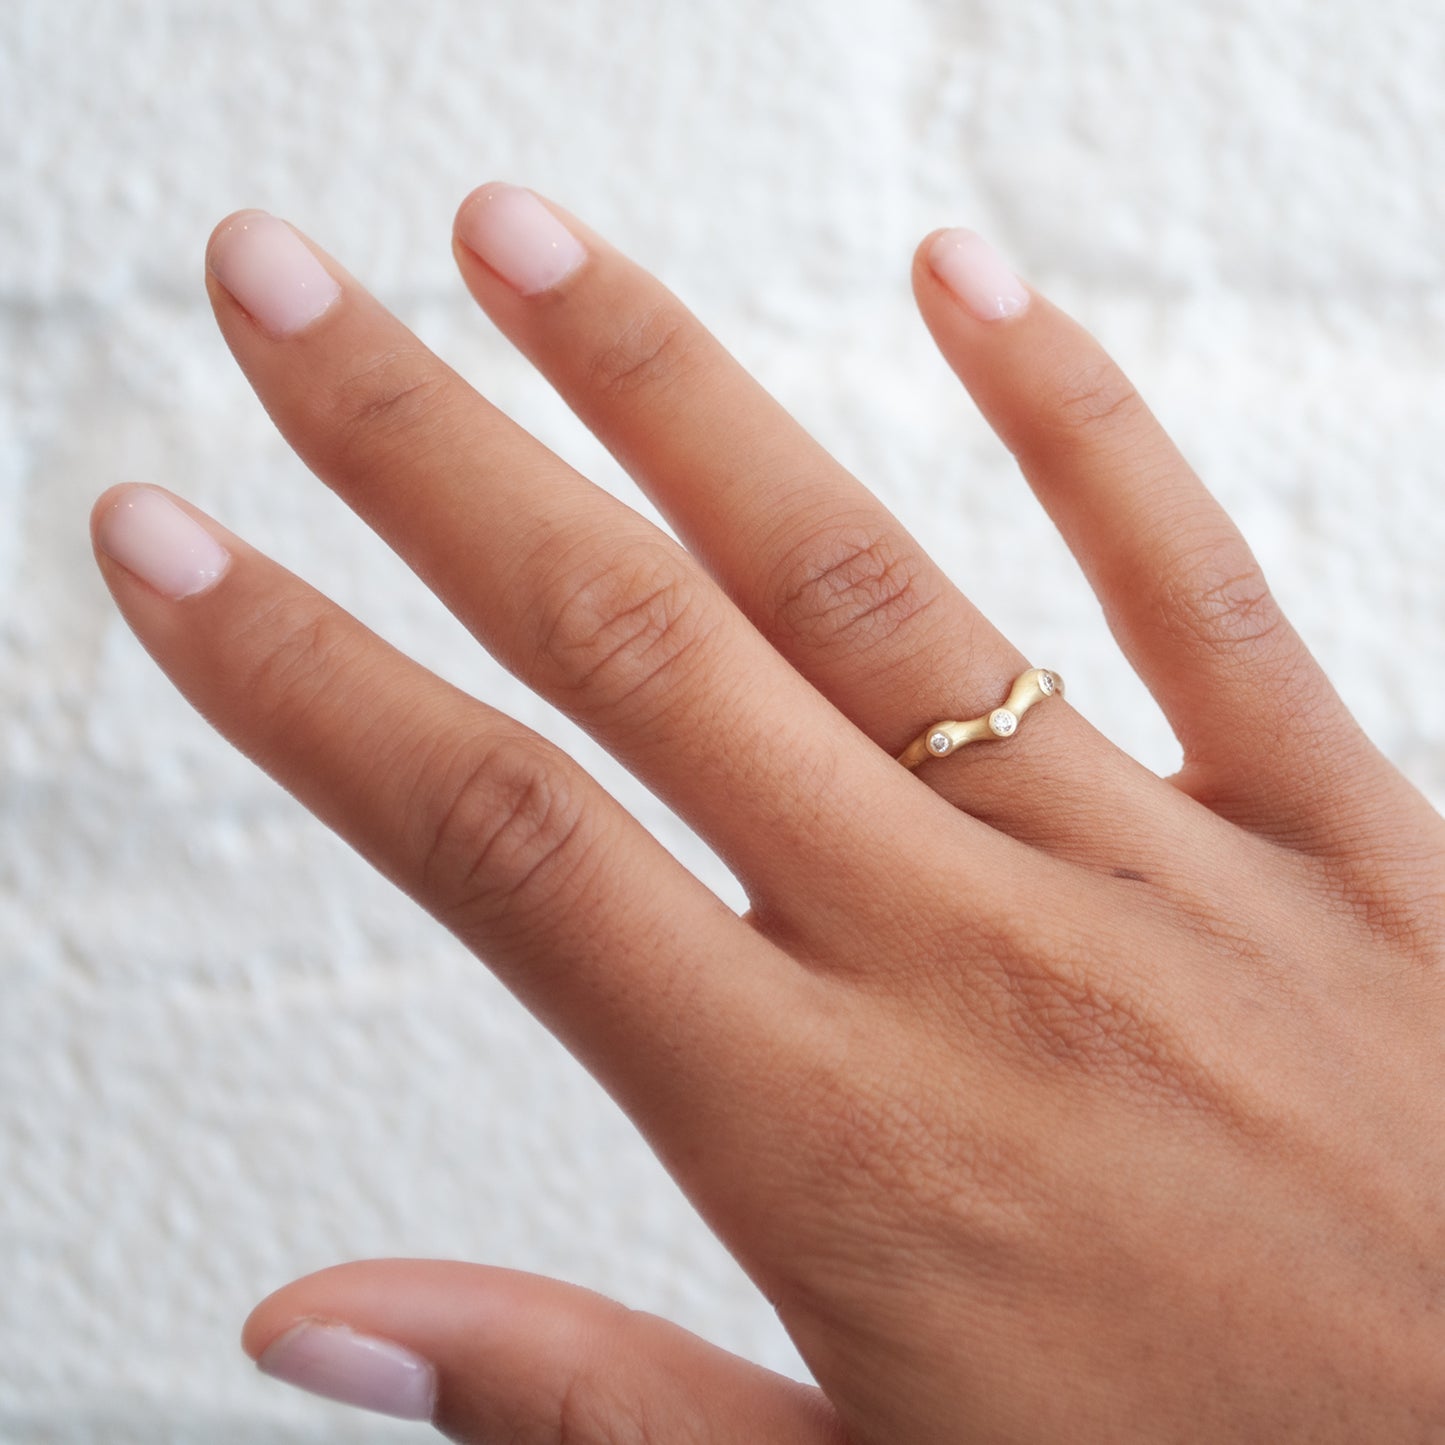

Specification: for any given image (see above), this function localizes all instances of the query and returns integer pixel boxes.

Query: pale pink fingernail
[928,229,1030,322]
[208,211,341,337]
[95,487,231,600]
[456,183,588,296]
[256,1321,437,1421]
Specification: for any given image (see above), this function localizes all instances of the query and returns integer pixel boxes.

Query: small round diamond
[927,730,953,755]
[988,708,1017,737]
[1037,670,1055,695]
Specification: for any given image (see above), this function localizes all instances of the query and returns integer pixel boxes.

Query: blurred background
[2,0,1441,1439]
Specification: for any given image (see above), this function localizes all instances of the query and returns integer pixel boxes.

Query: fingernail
[256,1321,437,1422]
[95,487,231,600]
[456,183,587,296]
[208,211,341,337]
[928,228,1030,322]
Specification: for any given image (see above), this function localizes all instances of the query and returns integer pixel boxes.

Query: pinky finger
[242,1258,846,1444]
[911,230,1422,855]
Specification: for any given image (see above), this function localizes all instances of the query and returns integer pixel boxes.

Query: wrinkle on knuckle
[232,595,354,721]
[1151,534,1289,659]
[540,546,716,719]
[418,736,589,935]
[767,522,941,655]
[1047,354,1148,440]
[324,345,454,459]
[585,303,702,406]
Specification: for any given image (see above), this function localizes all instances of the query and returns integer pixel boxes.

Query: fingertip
[204,210,343,338]
[205,208,272,270]
[914,226,1032,325]
[90,480,142,539]
[452,179,513,232]
[910,227,957,311]
[911,227,954,276]
[453,181,588,296]
[243,1306,439,1422]
[241,1267,309,1360]
[240,1259,465,1362]
[239,1299,274,1361]
[90,483,232,600]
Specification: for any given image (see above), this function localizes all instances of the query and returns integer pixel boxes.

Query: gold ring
[897,668,1063,770]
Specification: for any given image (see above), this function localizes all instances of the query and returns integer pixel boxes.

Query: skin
[93,188,1445,1443]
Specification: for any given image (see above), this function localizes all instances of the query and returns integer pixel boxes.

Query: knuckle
[1152,532,1288,658]
[419,736,590,934]
[324,345,454,459]
[1048,354,1148,440]
[232,595,355,721]
[540,545,716,720]
[766,522,941,655]
[584,302,704,405]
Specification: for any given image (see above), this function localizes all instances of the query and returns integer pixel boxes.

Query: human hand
[92,187,1445,1443]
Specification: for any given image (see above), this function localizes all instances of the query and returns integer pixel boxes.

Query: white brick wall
[3,1,1441,1438]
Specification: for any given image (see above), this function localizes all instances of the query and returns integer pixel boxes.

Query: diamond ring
[896,668,1063,770]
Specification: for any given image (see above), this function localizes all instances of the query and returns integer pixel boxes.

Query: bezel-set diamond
[899,668,1063,769]
[988,708,1018,737]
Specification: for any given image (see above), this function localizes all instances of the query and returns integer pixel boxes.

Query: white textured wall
[2,1,1441,1440]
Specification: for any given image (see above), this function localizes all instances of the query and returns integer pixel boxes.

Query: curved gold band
[897,668,1064,770]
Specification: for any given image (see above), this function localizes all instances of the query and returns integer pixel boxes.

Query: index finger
[89,483,816,1165]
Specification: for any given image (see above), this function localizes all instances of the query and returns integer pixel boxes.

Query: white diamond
[927,731,952,755]
[1037,671,1055,695]
[988,708,1017,737]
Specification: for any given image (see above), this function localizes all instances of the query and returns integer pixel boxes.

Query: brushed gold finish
[897,668,1064,769]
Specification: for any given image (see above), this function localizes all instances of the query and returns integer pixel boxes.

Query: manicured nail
[456,183,587,295]
[256,1321,436,1422]
[928,229,1030,322]
[208,211,341,337]
[95,487,231,599]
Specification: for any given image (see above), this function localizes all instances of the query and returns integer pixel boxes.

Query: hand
[92,187,1445,1443]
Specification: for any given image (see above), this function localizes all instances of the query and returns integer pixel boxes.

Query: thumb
[242,1258,846,1444]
